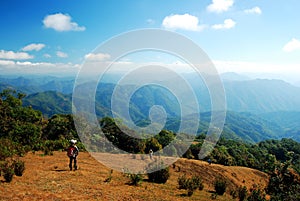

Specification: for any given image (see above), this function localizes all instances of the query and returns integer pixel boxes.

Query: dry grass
[0,151,269,201]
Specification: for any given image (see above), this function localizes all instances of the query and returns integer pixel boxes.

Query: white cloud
[43,13,86,32]
[43,53,51,58]
[244,7,262,15]
[212,19,236,30]
[0,59,15,66]
[85,53,111,61]
[207,0,234,13]
[56,51,68,58]
[162,14,205,31]
[22,43,45,51]
[0,50,33,60]
[283,38,300,52]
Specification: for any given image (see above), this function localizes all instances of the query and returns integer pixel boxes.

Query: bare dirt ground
[0,151,269,201]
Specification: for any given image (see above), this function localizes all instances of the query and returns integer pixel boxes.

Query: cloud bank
[0,50,33,60]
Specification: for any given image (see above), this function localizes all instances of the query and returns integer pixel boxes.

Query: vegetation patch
[178,174,204,196]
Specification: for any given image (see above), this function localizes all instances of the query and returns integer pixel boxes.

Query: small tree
[147,161,170,184]
[214,177,227,195]
[13,159,25,176]
[2,162,14,182]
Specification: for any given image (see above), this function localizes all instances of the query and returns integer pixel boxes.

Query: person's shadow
[53,169,68,172]
[52,166,68,172]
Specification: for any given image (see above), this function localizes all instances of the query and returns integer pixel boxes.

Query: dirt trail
[0,151,268,201]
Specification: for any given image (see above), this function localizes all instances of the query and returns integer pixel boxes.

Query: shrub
[210,193,218,199]
[178,174,204,196]
[214,177,227,195]
[247,185,264,201]
[13,159,25,176]
[42,140,54,155]
[43,147,53,156]
[247,188,266,201]
[2,163,14,182]
[178,174,188,189]
[0,161,4,176]
[198,178,204,190]
[147,162,170,184]
[104,169,113,183]
[126,172,143,186]
[238,186,248,201]
[147,168,170,184]
[230,190,238,199]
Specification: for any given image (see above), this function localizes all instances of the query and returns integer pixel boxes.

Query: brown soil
[0,151,269,201]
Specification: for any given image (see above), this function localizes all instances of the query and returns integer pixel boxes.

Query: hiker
[149,149,153,160]
[67,139,79,171]
[207,158,212,165]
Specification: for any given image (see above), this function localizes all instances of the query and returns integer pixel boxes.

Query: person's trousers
[69,156,77,170]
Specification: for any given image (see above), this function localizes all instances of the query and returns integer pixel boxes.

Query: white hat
[70,139,77,144]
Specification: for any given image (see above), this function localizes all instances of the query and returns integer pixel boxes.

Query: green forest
[1,89,300,200]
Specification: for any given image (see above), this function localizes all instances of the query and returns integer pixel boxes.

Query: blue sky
[0,0,300,83]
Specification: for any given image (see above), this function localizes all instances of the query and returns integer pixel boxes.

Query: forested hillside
[22,89,299,143]
[1,88,300,200]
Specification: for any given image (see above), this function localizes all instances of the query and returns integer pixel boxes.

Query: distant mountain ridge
[224,79,300,113]
[2,74,300,114]
[0,75,74,94]
[2,74,300,143]
[221,72,251,81]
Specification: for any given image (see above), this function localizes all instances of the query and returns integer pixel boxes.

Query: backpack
[67,146,77,157]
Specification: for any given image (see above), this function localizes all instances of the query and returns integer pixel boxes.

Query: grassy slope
[0,152,268,201]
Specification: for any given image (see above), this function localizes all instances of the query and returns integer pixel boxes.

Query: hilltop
[0,151,268,201]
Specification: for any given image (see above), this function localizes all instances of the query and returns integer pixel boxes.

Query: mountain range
[1,73,300,143]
